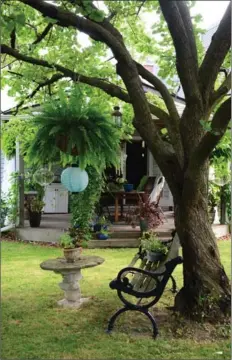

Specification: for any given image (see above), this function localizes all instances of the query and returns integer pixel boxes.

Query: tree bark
[173,171,230,320]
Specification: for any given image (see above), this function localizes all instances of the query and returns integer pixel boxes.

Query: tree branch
[10,73,64,115]
[67,0,123,41]
[10,27,16,49]
[189,98,231,172]
[135,61,184,165]
[136,1,146,16]
[158,0,200,105]
[32,23,53,45]
[210,72,231,107]
[199,3,231,102]
[1,44,169,123]
[135,61,180,122]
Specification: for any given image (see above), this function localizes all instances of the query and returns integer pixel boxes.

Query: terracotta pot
[63,247,82,263]
[55,134,79,156]
[29,212,41,227]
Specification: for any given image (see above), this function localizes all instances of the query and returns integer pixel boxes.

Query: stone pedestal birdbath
[40,255,104,308]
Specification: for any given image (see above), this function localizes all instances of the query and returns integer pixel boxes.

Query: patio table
[40,255,104,308]
[103,191,145,223]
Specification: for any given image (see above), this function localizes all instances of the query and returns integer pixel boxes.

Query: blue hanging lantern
[61,167,89,192]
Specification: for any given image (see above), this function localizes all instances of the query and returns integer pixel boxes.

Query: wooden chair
[107,232,181,338]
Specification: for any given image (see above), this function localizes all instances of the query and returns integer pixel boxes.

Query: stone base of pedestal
[57,297,90,308]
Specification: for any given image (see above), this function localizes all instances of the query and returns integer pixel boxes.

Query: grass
[1,239,231,360]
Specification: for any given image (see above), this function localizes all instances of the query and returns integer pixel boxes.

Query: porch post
[16,140,24,227]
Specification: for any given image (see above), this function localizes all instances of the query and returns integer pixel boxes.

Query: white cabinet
[43,184,68,213]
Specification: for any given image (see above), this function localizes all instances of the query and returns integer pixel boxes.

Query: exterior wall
[147,150,174,208]
[1,151,16,197]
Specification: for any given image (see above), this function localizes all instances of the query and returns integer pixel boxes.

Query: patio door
[126,141,147,188]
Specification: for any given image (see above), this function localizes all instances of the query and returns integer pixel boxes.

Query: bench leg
[106,307,159,339]
[142,309,159,339]
[170,275,177,293]
[106,306,129,333]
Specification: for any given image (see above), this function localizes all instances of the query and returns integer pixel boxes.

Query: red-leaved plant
[125,197,164,230]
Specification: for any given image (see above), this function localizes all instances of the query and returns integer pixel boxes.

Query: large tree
[1,0,231,318]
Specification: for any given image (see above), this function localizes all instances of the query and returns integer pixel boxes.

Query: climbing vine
[70,166,105,237]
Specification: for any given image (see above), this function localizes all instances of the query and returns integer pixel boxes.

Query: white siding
[1,152,16,196]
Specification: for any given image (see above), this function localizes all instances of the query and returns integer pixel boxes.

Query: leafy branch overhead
[1,0,231,191]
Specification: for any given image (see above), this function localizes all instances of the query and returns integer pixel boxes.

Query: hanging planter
[27,87,120,169]
[61,167,89,192]
[55,134,79,156]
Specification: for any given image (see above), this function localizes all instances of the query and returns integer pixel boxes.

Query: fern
[27,87,121,169]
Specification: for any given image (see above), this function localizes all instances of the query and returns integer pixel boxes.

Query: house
[0,25,222,221]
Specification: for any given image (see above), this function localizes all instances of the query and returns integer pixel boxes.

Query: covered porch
[16,212,228,248]
[16,212,175,248]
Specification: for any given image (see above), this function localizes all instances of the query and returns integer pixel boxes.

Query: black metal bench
[107,232,182,338]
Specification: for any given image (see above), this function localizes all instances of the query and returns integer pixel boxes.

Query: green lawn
[1,239,230,360]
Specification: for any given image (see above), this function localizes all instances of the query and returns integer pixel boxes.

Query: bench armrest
[109,256,183,299]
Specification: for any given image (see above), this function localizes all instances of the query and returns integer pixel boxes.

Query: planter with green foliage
[93,215,109,232]
[96,229,109,240]
[27,87,120,169]
[59,227,88,262]
[25,198,45,228]
[140,231,168,262]
[0,198,8,227]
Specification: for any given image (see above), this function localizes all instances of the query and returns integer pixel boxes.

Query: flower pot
[208,208,216,224]
[124,184,134,192]
[29,212,41,227]
[94,224,102,232]
[146,250,165,262]
[63,247,82,263]
[55,134,79,156]
[96,233,109,240]
[140,219,148,232]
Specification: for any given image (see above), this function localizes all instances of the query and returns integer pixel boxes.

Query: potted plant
[140,231,168,262]
[0,198,8,227]
[59,227,88,263]
[27,87,120,170]
[125,197,164,231]
[115,176,126,191]
[208,183,220,224]
[93,216,109,232]
[122,179,134,192]
[25,197,45,227]
[96,229,109,240]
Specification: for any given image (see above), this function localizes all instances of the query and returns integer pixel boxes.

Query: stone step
[110,231,140,239]
[88,239,140,248]
[88,236,171,249]
[109,230,172,239]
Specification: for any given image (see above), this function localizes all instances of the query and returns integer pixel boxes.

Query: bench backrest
[127,232,180,293]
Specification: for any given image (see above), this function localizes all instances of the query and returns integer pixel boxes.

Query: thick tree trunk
[174,190,230,320]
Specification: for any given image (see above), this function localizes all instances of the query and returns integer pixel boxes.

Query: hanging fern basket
[55,134,79,156]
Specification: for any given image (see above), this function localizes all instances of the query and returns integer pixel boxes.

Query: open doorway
[126,141,147,188]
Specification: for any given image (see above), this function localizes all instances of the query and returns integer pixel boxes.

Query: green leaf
[44,17,58,24]
[15,13,26,25]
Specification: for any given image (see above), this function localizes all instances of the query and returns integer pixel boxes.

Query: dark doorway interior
[126,141,147,188]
